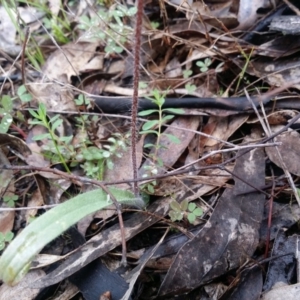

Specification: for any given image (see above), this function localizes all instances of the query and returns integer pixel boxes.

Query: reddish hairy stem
[131,0,143,197]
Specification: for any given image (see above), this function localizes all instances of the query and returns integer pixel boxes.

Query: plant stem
[131,0,143,197]
[153,103,163,164]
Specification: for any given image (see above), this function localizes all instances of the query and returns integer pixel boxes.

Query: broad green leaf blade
[0,187,136,286]
[188,202,196,212]
[161,115,174,122]
[164,133,181,144]
[170,200,181,212]
[162,108,185,114]
[138,109,158,116]
[142,120,159,130]
[0,114,13,133]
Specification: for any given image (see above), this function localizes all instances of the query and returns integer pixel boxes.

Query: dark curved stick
[91,95,271,113]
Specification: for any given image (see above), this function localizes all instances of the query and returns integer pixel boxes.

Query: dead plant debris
[1,1,300,299]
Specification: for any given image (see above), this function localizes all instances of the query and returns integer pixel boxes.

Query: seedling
[78,4,137,54]
[29,103,129,179]
[0,85,33,133]
[169,199,203,224]
[29,103,72,173]
[3,194,19,208]
[138,89,184,192]
[0,95,14,133]
[196,58,212,73]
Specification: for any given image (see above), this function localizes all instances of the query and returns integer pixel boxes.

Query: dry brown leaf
[247,110,299,125]
[27,81,76,111]
[155,167,233,199]
[235,0,276,30]
[246,56,300,90]
[140,116,201,177]
[200,115,248,150]
[42,41,100,82]
[265,130,300,176]
[104,136,144,189]
[261,283,300,300]
[0,270,45,300]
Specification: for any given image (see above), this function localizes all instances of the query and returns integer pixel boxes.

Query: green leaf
[38,103,47,118]
[188,202,196,212]
[82,147,103,160]
[151,21,160,29]
[49,114,61,124]
[170,200,181,212]
[19,93,32,103]
[0,114,13,133]
[156,157,164,167]
[59,135,73,143]
[147,184,154,194]
[142,120,159,130]
[187,213,196,224]
[51,119,63,131]
[28,109,41,119]
[138,109,158,116]
[17,85,27,96]
[162,108,184,114]
[143,143,154,148]
[151,89,165,106]
[169,210,183,222]
[32,133,51,141]
[193,207,203,217]
[161,115,174,123]
[139,130,158,135]
[164,134,181,144]
[0,187,136,286]
[16,85,33,102]
[4,231,14,242]
[138,82,148,89]
[181,199,188,211]
[1,95,13,111]
[185,83,196,94]
[196,61,205,67]
[127,6,137,16]
[183,69,193,79]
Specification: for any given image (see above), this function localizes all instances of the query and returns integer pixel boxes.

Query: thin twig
[131,0,143,197]
[21,27,30,86]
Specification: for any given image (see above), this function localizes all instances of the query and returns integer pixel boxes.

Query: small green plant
[29,103,128,179]
[17,85,33,103]
[0,95,14,133]
[235,48,254,93]
[151,21,160,29]
[138,89,184,193]
[195,58,224,76]
[3,194,19,207]
[74,94,90,106]
[196,58,212,73]
[0,231,14,251]
[42,15,71,44]
[77,133,128,180]
[183,69,193,79]
[183,69,197,94]
[78,4,137,54]
[0,85,33,133]
[169,199,203,224]
[29,103,73,173]
[185,83,197,94]
[0,187,143,285]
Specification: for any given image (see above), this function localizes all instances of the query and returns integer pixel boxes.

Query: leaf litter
[1,0,300,299]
